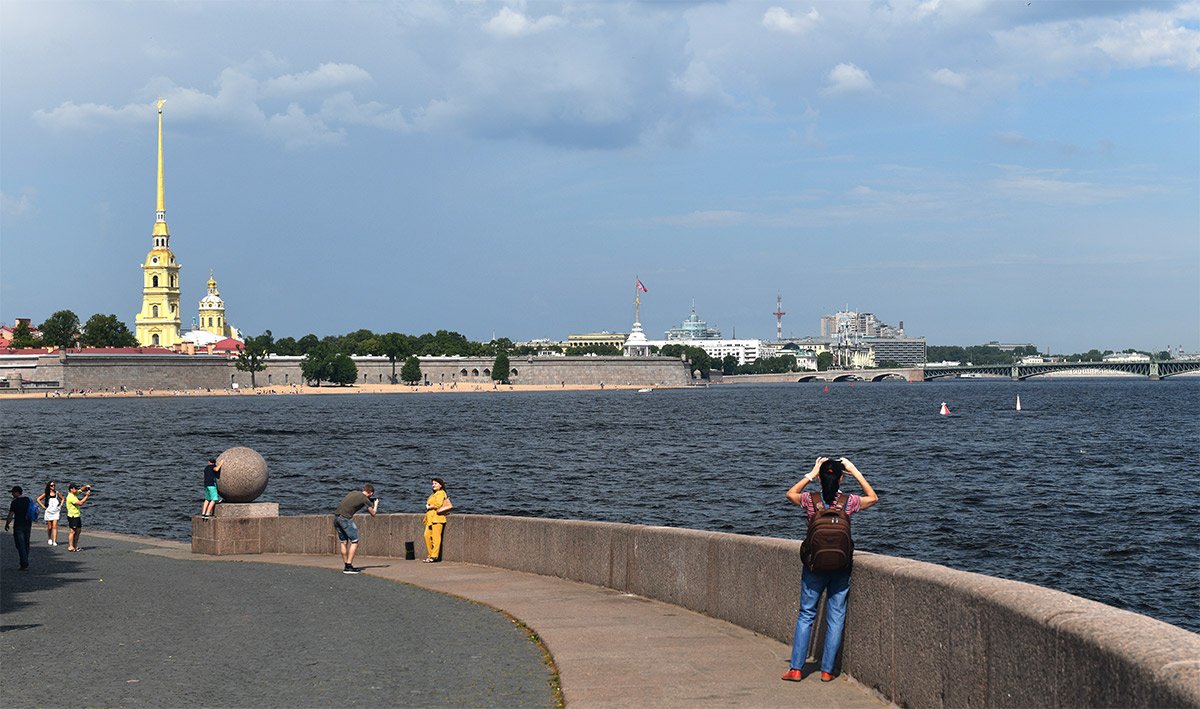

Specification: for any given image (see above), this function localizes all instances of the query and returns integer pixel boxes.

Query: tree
[564,344,622,356]
[380,332,408,383]
[400,356,422,385]
[817,352,833,371]
[721,354,738,375]
[39,310,80,349]
[328,353,358,386]
[235,330,273,388]
[296,333,320,354]
[79,314,138,348]
[877,359,900,369]
[492,351,511,383]
[273,336,299,355]
[1155,350,1172,361]
[9,320,38,348]
[301,345,331,386]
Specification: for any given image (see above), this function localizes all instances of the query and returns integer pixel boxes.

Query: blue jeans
[12,524,31,568]
[333,516,359,544]
[789,567,851,673]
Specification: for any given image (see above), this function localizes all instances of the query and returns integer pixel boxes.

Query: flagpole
[634,275,640,324]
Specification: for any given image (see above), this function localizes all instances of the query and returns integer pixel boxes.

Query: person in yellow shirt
[65,483,92,552]
[422,478,452,562]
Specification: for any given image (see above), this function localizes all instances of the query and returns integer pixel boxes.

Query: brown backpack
[801,493,854,572]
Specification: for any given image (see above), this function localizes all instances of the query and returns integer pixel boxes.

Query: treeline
[7,309,137,349]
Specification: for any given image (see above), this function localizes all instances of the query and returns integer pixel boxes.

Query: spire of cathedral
[153,98,170,244]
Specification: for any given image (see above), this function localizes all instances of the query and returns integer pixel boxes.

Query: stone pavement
[0,533,553,708]
[3,530,889,708]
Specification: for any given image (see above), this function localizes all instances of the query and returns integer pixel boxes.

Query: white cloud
[823,63,874,94]
[993,131,1030,147]
[267,104,345,149]
[930,67,967,90]
[484,7,564,37]
[762,6,819,34]
[262,63,373,97]
[656,210,746,227]
[32,62,406,149]
[320,92,411,132]
[0,190,35,217]
[990,167,1145,206]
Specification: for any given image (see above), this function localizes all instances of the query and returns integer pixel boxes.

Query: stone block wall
[193,512,1200,708]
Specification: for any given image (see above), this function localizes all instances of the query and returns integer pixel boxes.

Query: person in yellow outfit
[422,478,452,562]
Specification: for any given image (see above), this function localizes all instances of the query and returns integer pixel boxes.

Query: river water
[2,378,1197,632]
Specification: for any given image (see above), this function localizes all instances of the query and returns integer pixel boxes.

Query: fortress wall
[1,353,691,390]
[204,512,1200,708]
[61,354,233,390]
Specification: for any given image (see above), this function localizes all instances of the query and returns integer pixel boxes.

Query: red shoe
[820,672,835,682]
[781,669,804,682]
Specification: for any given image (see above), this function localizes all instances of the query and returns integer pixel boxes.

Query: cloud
[0,190,35,217]
[762,6,819,34]
[822,63,875,94]
[656,210,747,227]
[484,7,564,37]
[929,67,967,90]
[262,63,373,97]
[990,167,1147,206]
[993,130,1030,147]
[32,62,405,149]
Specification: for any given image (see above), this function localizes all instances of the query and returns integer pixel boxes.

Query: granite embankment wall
[0,353,692,390]
[193,513,1200,708]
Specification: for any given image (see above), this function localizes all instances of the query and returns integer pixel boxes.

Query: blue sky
[2,0,1196,353]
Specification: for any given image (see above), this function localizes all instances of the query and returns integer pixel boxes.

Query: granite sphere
[215,447,268,503]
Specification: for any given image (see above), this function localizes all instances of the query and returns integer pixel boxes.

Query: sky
[1,0,1197,353]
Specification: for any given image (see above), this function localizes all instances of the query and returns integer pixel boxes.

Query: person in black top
[5,486,36,570]
[200,457,223,519]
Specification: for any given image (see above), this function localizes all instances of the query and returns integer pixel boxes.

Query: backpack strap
[811,492,826,511]
[833,492,849,512]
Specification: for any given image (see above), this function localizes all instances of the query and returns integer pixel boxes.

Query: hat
[10,486,21,494]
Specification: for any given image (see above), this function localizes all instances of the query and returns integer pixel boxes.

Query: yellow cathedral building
[134,100,237,348]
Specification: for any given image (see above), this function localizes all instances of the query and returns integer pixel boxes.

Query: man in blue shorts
[200,457,222,519]
[334,484,378,574]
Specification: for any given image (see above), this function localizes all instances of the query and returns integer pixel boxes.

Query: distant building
[665,304,722,340]
[982,341,1039,352]
[820,311,904,338]
[567,332,628,349]
[1103,352,1150,363]
[135,101,183,348]
[644,338,764,366]
[863,336,927,366]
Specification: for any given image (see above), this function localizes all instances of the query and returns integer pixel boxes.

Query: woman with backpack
[781,456,878,683]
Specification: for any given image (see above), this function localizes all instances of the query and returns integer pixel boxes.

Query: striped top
[800,491,862,521]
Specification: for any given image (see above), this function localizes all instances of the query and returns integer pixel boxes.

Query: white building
[644,338,764,366]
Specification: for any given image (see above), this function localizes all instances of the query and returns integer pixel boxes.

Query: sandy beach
[0,381,676,401]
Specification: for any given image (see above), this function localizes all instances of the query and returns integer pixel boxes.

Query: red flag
[636,279,648,293]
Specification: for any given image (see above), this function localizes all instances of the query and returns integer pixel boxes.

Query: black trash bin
[404,541,415,560]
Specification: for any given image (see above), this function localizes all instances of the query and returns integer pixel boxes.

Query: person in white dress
[36,481,64,545]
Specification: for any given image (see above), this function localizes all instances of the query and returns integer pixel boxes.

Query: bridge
[923,358,1200,380]
[722,358,1200,384]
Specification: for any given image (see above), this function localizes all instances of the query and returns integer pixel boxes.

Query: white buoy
[1016,395,1022,411]
[940,402,951,416]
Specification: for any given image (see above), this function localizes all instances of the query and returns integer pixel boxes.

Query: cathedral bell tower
[135,99,183,347]
[198,272,231,338]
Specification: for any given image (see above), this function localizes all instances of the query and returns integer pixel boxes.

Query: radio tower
[772,291,786,341]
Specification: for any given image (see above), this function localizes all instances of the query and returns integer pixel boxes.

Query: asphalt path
[0,532,554,708]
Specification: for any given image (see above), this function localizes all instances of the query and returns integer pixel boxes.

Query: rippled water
[3,378,1197,632]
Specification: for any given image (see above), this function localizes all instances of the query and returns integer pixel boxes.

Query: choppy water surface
[3,379,1197,631]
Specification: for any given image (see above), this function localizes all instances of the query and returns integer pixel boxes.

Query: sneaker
[781,669,804,682]
[343,566,362,574]
[48,540,54,545]
[820,672,835,682]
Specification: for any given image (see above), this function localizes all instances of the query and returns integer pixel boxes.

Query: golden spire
[152,98,170,240]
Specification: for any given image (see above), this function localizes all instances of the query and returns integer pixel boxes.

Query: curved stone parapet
[196,512,1200,708]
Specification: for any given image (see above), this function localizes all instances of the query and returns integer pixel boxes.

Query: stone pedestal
[215,502,279,518]
[192,502,279,555]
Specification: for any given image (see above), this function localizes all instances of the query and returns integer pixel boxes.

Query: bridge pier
[1012,364,1020,380]
[1150,361,1161,380]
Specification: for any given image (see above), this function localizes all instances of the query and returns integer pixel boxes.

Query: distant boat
[823,385,829,393]
[637,387,653,393]
[1016,395,1022,411]
[940,402,951,416]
